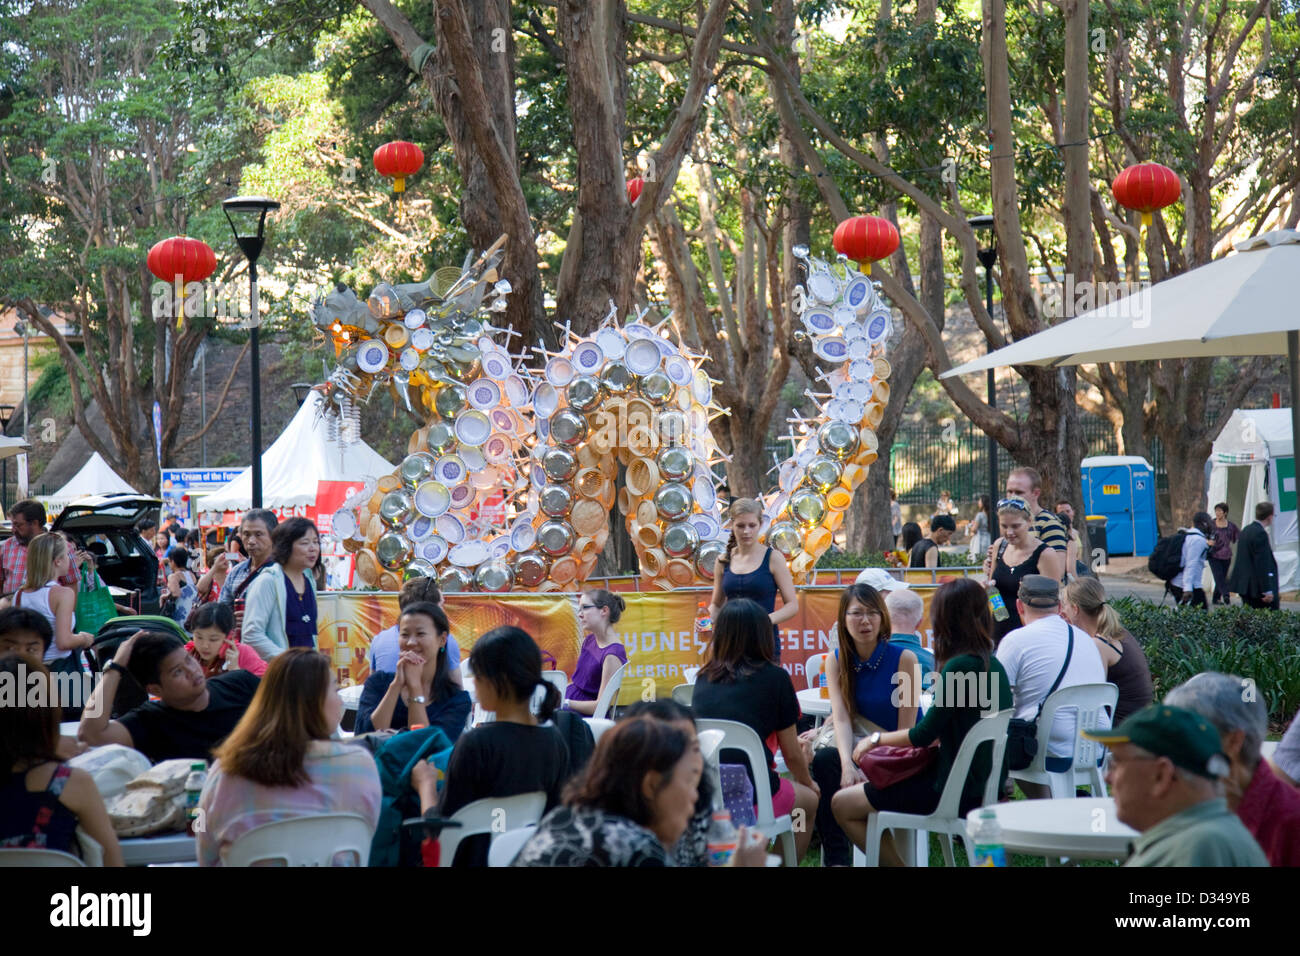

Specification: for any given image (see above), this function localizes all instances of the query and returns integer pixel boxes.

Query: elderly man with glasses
[1083,705,1268,867]
[1164,672,1300,866]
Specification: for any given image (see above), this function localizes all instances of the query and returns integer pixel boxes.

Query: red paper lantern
[373,141,425,193]
[146,236,216,286]
[832,215,900,275]
[1111,161,1181,227]
[627,176,645,205]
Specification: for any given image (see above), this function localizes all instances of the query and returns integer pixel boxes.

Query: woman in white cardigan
[241,517,321,660]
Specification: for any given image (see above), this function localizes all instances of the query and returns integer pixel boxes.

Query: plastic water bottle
[818,669,829,699]
[706,810,739,867]
[971,809,1007,867]
[987,585,1010,622]
[694,602,713,641]
[185,761,207,834]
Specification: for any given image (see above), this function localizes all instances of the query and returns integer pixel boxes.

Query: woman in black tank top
[984,499,1065,642]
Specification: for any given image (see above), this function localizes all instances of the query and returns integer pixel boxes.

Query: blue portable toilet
[1080,455,1158,557]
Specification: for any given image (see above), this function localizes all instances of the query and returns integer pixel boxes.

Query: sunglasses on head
[997,497,1031,512]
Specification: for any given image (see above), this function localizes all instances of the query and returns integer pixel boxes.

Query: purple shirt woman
[563,590,628,714]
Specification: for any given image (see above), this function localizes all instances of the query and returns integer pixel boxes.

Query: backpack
[1147,531,1189,581]
[367,726,456,867]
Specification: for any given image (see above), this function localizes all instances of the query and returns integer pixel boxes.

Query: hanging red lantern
[147,236,217,328]
[1111,161,1181,228]
[627,176,645,205]
[832,215,900,275]
[373,141,425,194]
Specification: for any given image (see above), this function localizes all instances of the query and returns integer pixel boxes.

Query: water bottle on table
[185,761,208,835]
[971,808,1007,867]
[706,810,739,867]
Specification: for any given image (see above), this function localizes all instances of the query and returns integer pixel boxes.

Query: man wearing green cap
[1084,705,1268,866]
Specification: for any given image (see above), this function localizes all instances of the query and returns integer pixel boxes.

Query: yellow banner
[315,578,968,702]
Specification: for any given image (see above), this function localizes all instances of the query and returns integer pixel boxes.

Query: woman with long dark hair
[512,716,702,867]
[355,601,470,738]
[809,583,921,866]
[0,654,122,864]
[411,626,570,866]
[198,648,381,866]
[707,498,799,661]
[691,598,819,859]
[832,578,1011,866]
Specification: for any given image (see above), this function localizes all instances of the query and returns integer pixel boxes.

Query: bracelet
[409,723,427,731]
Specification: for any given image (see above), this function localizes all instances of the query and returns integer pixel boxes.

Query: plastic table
[965,797,1137,861]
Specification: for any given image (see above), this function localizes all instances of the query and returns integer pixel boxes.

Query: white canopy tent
[41,452,143,512]
[1207,408,1298,590]
[199,391,394,513]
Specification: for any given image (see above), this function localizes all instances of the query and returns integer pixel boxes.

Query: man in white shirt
[996,574,1108,795]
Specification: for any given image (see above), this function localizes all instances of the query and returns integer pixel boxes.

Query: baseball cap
[1082,704,1231,779]
[1017,574,1060,607]
[855,567,909,591]
[930,514,956,532]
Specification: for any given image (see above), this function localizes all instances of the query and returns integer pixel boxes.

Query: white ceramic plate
[545,356,575,388]
[665,355,693,386]
[808,271,840,304]
[409,515,434,542]
[532,382,558,418]
[421,535,448,564]
[454,410,491,447]
[404,309,428,329]
[813,337,849,362]
[449,483,476,509]
[356,340,389,374]
[332,510,357,539]
[410,328,434,351]
[459,446,487,472]
[481,351,512,380]
[467,378,501,410]
[572,341,604,374]
[449,540,490,568]
[436,513,466,544]
[623,323,654,340]
[803,308,836,334]
[414,481,451,518]
[596,327,626,359]
[511,521,537,552]
[693,475,716,512]
[625,338,662,375]
[435,454,468,486]
[483,434,512,464]
[865,309,892,343]
[844,274,873,312]
[849,359,875,382]
[504,375,529,407]
[689,512,720,540]
[399,348,420,371]
[692,369,712,405]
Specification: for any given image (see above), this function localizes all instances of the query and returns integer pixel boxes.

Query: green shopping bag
[74,563,118,636]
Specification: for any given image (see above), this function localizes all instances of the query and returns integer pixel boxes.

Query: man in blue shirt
[367,576,462,684]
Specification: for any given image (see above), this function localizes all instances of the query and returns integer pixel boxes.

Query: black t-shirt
[118,670,260,763]
[692,661,799,794]
[439,721,571,866]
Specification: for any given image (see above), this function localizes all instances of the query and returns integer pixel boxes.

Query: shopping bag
[75,563,118,636]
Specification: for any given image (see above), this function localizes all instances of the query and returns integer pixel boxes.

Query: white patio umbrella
[943,228,1300,578]
[0,436,30,461]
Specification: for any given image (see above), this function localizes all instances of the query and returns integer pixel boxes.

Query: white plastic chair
[670,683,693,707]
[694,718,798,866]
[488,825,537,867]
[541,670,568,695]
[1010,683,1118,799]
[0,847,87,867]
[854,708,1014,867]
[222,813,374,866]
[437,791,547,868]
[591,660,630,720]
[682,665,700,684]
[584,717,615,743]
[805,652,829,690]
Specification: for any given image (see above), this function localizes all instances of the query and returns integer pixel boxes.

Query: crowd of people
[2,495,1298,869]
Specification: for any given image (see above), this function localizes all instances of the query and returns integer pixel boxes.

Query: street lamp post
[222,196,280,510]
[290,383,314,408]
[969,215,999,512]
[0,404,13,511]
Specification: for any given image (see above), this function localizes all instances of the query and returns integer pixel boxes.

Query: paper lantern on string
[373,141,425,194]
[832,215,900,274]
[1111,162,1180,228]
[627,176,645,205]
[146,236,216,328]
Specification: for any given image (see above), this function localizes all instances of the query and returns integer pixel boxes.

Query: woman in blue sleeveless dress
[708,498,799,662]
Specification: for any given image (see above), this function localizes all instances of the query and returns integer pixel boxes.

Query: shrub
[818,549,974,569]
[1114,598,1300,727]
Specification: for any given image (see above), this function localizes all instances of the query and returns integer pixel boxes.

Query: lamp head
[222,196,280,264]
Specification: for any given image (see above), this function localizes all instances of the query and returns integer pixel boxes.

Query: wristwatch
[105,661,129,678]
[868,732,882,747]
[411,695,428,706]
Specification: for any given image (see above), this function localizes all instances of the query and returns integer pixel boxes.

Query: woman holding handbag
[808,582,921,867]
[832,577,1012,866]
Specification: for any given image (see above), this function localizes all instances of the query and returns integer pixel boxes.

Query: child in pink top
[187,602,267,679]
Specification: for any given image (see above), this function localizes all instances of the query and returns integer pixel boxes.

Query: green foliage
[817,548,973,569]
[1114,598,1300,725]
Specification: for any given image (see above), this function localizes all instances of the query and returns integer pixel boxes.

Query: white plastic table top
[966,797,1138,861]
[339,684,364,711]
[119,832,197,867]
[796,687,832,717]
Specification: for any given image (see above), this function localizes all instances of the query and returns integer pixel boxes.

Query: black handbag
[1005,624,1074,771]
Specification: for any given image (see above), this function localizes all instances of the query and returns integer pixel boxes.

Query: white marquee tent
[199,391,394,513]
[42,452,143,510]
[1207,407,1298,590]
